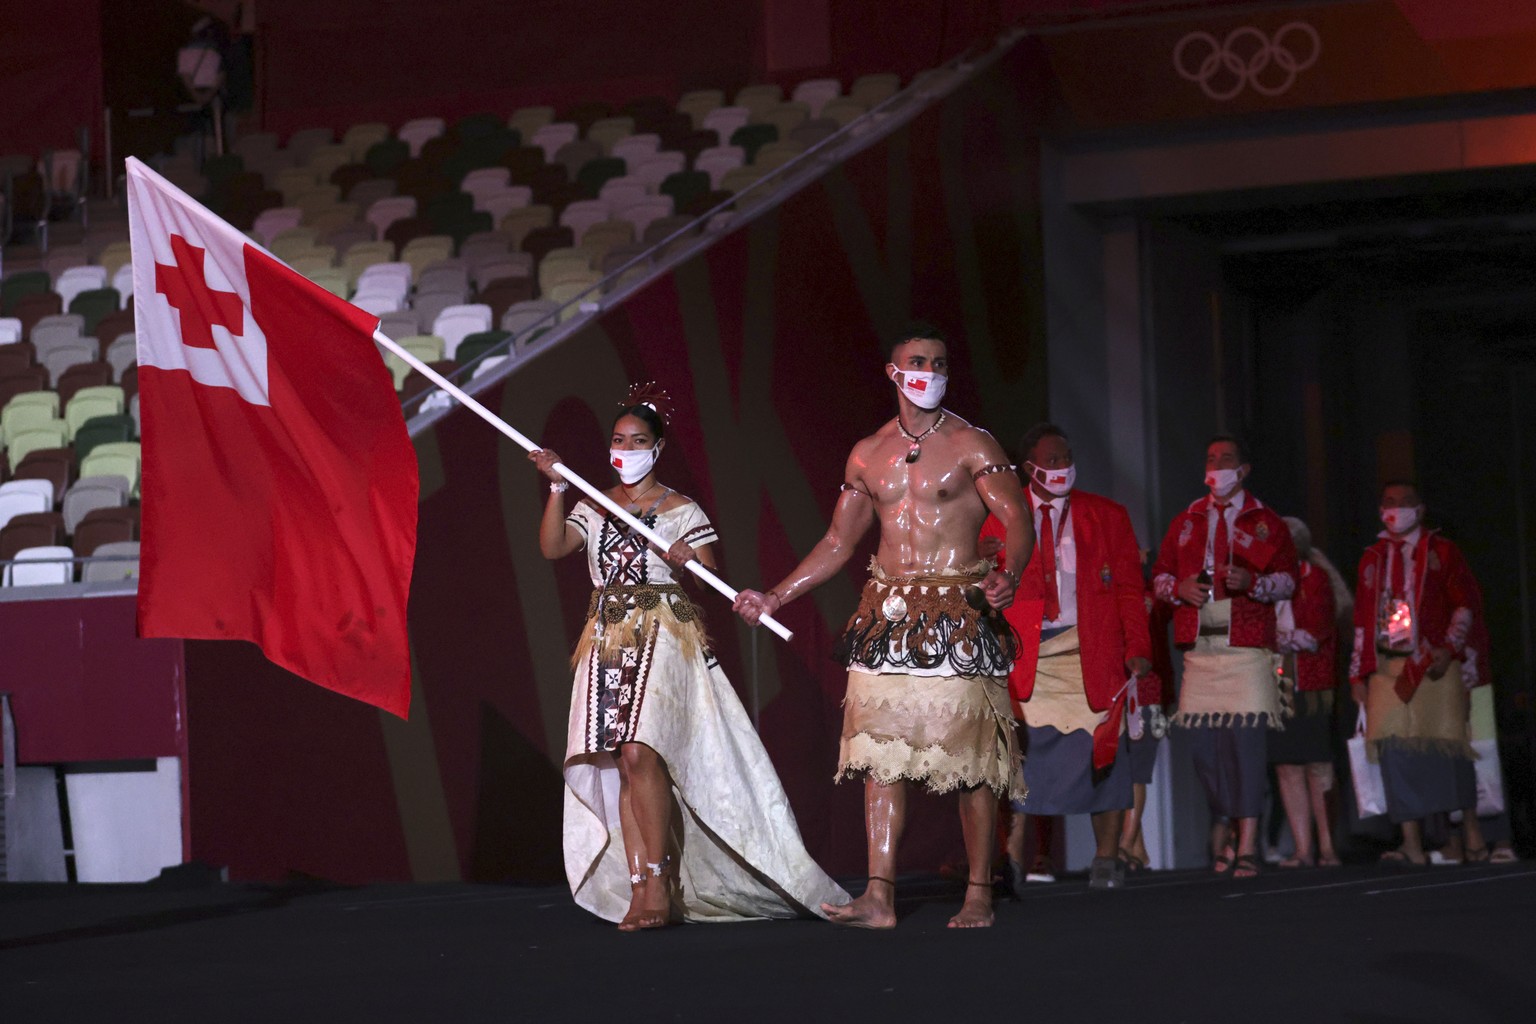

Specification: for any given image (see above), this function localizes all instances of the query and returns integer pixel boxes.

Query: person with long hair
[1269,516,1353,868]
[530,383,845,929]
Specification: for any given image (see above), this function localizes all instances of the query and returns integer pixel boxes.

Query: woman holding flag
[529,384,846,930]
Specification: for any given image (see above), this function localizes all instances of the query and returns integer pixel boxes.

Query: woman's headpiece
[620,381,673,425]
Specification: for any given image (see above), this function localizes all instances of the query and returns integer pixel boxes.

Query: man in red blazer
[1152,435,1296,879]
[1349,480,1489,866]
[980,424,1152,891]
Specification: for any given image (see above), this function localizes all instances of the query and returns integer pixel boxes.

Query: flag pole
[375,329,795,642]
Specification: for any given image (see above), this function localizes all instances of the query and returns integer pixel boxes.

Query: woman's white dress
[561,498,848,922]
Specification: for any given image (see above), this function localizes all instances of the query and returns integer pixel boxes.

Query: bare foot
[947,886,993,929]
[822,886,896,930]
[632,874,676,930]
[617,882,646,932]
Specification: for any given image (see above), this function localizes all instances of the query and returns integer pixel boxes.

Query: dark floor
[3,863,1534,1023]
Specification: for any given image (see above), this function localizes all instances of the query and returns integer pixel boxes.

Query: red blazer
[1349,530,1489,701]
[1152,493,1296,650]
[1141,587,1176,707]
[1289,561,1337,692]
[981,490,1151,768]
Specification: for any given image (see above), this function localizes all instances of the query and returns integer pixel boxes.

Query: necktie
[1212,503,1231,600]
[1039,503,1060,622]
[1389,540,1407,600]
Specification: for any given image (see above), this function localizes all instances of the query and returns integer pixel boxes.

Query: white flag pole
[376,329,794,642]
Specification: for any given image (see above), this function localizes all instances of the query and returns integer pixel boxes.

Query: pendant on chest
[905,444,922,464]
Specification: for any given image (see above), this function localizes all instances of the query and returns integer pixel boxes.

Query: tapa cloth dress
[561,498,847,922]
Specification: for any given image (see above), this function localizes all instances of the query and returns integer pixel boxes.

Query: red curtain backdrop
[0,0,103,156]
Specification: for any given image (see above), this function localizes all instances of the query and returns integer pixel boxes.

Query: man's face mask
[1380,505,1421,534]
[890,367,947,410]
[1205,467,1243,499]
[1027,462,1075,497]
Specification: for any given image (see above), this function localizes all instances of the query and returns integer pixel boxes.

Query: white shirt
[1030,490,1077,629]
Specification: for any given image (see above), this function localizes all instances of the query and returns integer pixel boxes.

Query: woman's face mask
[610,444,660,485]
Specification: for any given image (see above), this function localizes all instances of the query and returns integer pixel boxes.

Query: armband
[972,463,1015,481]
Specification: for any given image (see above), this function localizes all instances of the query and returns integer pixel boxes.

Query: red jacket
[1289,561,1337,692]
[981,490,1151,769]
[1152,492,1297,650]
[1349,530,1488,701]
[1142,587,1176,707]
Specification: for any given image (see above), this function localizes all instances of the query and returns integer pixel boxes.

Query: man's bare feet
[823,878,897,929]
[947,882,994,928]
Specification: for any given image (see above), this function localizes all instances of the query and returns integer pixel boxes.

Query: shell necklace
[897,410,946,464]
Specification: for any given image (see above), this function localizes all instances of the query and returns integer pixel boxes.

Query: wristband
[549,482,569,493]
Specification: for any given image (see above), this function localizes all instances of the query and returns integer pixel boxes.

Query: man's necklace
[897,410,945,464]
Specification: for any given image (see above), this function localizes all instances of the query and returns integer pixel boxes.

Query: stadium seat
[0,343,35,380]
[400,236,455,275]
[532,123,580,163]
[614,195,674,238]
[729,124,778,162]
[0,484,50,530]
[702,106,750,143]
[611,134,661,169]
[110,264,134,305]
[55,266,107,309]
[791,78,842,118]
[254,207,305,246]
[556,141,605,182]
[416,262,469,297]
[471,252,531,290]
[80,441,140,497]
[520,226,574,262]
[578,218,636,259]
[62,475,131,535]
[376,310,420,340]
[68,289,120,335]
[2,544,74,586]
[762,101,811,139]
[384,335,444,390]
[397,118,446,158]
[104,334,137,381]
[11,447,74,500]
[453,330,511,366]
[2,391,60,445]
[508,106,556,139]
[677,89,725,128]
[342,241,397,282]
[0,508,64,553]
[364,137,411,177]
[95,241,135,277]
[431,304,492,359]
[74,506,137,557]
[501,299,560,337]
[820,98,867,127]
[1,270,53,314]
[11,292,64,338]
[43,342,98,387]
[56,362,113,406]
[499,205,555,249]
[73,413,136,460]
[477,275,536,321]
[337,121,388,161]
[384,217,435,255]
[546,273,603,321]
[308,268,350,298]
[64,385,125,440]
[82,539,139,582]
[286,127,334,165]
[0,317,23,343]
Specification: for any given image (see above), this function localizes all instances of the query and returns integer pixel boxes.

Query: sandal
[1232,854,1261,879]
[1379,849,1428,869]
[630,856,681,931]
[1490,846,1519,864]
[1278,854,1314,870]
[1464,845,1492,864]
[1118,848,1148,873]
[1212,845,1235,875]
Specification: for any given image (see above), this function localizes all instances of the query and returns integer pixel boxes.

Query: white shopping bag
[1348,706,1388,819]
[1471,738,1505,817]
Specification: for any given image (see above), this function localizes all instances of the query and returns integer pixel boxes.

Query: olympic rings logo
[1173,22,1321,101]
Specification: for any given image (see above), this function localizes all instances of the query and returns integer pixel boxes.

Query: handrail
[398,32,1017,430]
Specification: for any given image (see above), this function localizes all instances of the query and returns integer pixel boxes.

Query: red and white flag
[126,157,418,717]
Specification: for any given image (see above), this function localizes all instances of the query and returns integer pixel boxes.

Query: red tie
[1212,503,1231,600]
[1039,503,1060,622]
[1389,540,1407,600]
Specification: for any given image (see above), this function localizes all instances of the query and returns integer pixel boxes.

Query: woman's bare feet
[947,882,994,928]
[617,879,647,932]
[823,878,897,929]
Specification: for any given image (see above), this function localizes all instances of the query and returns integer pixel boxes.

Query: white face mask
[1381,506,1420,534]
[1205,468,1243,499]
[1027,462,1075,497]
[891,367,947,410]
[610,445,659,486]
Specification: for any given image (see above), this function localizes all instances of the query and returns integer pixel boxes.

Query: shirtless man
[734,323,1033,929]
